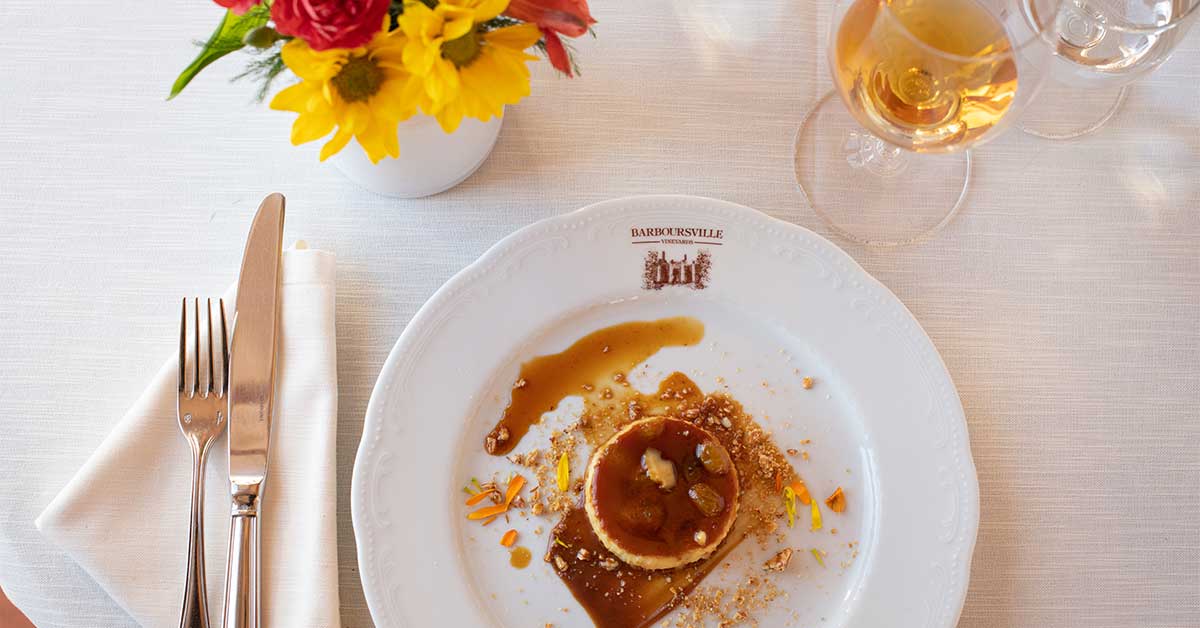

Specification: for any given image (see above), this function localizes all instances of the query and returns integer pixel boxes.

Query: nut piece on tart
[584,416,739,570]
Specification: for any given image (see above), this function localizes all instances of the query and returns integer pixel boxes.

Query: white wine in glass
[833,0,1021,151]
[795,0,1054,246]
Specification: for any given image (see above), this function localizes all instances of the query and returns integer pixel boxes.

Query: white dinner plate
[351,195,979,628]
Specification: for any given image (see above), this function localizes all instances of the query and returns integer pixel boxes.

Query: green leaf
[168,6,271,100]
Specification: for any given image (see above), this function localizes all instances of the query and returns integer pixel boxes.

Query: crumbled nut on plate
[762,548,793,572]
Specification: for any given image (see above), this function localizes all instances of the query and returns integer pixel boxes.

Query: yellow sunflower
[399,0,540,133]
[270,26,423,163]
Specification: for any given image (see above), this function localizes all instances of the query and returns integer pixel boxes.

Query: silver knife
[223,193,285,628]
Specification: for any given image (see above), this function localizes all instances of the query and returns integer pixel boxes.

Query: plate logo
[642,250,711,290]
[630,226,722,291]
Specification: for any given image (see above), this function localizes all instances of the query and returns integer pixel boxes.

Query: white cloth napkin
[35,247,341,628]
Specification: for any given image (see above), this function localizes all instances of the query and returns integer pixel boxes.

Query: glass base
[794,91,970,247]
[1019,79,1128,140]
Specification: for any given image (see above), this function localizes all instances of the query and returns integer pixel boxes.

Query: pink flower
[212,0,261,15]
[271,0,391,51]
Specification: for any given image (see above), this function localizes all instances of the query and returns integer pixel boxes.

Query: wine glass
[795,0,1058,246]
[1019,0,1200,139]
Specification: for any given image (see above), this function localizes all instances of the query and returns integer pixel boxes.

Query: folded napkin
[36,247,340,628]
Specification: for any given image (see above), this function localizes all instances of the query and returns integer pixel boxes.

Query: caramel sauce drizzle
[481,317,797,627]
[484,317,704,456]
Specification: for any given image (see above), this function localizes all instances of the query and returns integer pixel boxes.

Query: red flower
[271,0,391,51]
[505,0,595,76]
[540,29,572,77]
[213,0,261,14]
[506,0,595,37]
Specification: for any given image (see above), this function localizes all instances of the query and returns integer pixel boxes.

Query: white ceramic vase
[330,113,503,198]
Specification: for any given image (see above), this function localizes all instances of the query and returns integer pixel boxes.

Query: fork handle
[222,508,259,628]
[180,450,210,628]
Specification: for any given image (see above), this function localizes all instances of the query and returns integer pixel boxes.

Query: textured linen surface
[0,0,1197,627]
[33,249,341,628]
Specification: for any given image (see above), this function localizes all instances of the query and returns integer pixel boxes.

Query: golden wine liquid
[832,0,1019,151]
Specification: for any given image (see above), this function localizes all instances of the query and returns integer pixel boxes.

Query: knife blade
[223,193,284,628]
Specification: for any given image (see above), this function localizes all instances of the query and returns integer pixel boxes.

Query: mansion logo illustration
[643,250,712,290]
[630,226,723,291]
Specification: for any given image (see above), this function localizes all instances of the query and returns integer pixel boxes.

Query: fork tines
[178,298,229,399]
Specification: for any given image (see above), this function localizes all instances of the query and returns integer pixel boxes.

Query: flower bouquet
[171,0,593,193]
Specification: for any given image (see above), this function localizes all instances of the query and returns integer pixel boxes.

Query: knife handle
[222,508,259,628]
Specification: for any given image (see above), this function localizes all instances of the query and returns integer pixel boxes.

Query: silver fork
[178,298,229,628]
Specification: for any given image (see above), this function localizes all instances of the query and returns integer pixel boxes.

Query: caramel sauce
[546,373,797,628]
[547,507,747,628]
[479,318,798,627]
[510,546,532,569]
[483,317,705,456]
[589,417,737,560]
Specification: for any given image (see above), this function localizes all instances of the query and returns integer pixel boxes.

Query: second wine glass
[795,0,1057,246]
[1018,0,1200,139]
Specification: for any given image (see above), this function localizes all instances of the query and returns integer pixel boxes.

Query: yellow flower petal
[373,79,419,122]
[290,112,336,145]
[269,82,315,113]
[403,37,434,74]
[281,39,342,82]
[424,58,462,105]
[341,102,371,135]
[398,2,432,37]
[356,120,390,164]
[383,120,400,158]
[321,82,336,108]
[319,129,353,161]
[484,23,541,50]
[435,100,465,133]
[372,43,408,68]
[443,14,475,40]
[472,0,509,23]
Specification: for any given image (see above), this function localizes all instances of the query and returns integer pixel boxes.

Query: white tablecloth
[0,1,1197,627]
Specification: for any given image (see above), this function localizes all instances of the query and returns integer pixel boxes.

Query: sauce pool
[483,317,705,456]
[509,546,532,569]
